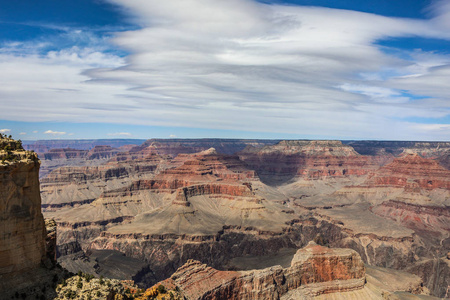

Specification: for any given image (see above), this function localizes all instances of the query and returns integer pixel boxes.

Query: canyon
[4,138,449,298]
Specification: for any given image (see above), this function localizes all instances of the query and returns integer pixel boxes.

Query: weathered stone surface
[371,200,450,232]
[45,218,57,263]
[0,143,45,278]
[163,242,366,300]
[367,152,450,190]
[0,136,50,295]
[239,140,379,184]
[35,139,450,297]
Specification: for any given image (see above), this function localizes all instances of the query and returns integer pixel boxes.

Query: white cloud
[32,131,38,133]
[19,132,27,135]
[169,134,177,138]
[0,1,450,140]
[0,129,11,133]
[107,132,132,137]
[44,130,66,136]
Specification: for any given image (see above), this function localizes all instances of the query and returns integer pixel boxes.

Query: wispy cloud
[44,130,66,136]
[19,132,27,135]
[0,129,11,134]
[107,132,132,136]
[0,0,450,140]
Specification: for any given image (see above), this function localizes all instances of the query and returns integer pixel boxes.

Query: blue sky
[1,0,450,141]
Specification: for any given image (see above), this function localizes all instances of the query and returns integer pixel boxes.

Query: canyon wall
[36,139,450,297]
[161,242,365,299]
[0,136,50,295]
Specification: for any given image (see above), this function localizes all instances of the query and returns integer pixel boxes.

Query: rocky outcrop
[0,138,45,276]
[160,242,365,299]
[367,152,450,190]
[0,135,51,295]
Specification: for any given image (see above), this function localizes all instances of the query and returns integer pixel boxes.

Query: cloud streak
[107,132,132,136]
[1,0,450,140]
[44,130,67,136]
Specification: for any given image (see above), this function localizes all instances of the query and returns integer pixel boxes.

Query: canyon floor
[28,138,450,298]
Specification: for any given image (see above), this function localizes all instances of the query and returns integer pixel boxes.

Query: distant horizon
[20,137,450,143]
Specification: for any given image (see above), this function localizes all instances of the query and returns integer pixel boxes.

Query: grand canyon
[3,0,450,299]
[1,135,448,299]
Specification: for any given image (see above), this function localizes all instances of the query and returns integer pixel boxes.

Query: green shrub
[157,284,166,294]
[84,273,94,282]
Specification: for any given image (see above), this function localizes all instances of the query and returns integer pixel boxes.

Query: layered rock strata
[0,137,45,276]
[369,152,450,190]
[37,139,450,297]
[239,140,379,184]
[160,242,365,299]
[0,136,52,295]
[23,138,146,152]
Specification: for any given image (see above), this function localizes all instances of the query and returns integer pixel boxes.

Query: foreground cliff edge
[0,135,50,293]
[0,135,139,299]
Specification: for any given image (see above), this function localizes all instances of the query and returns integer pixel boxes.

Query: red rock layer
[178,183,253,199]
[40,165,129,184]
[42,148,87,160]
[367,152,450,190]
[239,140,378,181]
[161,242,365,300]
[103,149,257,198]
[288,242,366,285]
[41,146,123,160]
[86,145,120,160]
[372,200,450,232]
[162,150,257,181]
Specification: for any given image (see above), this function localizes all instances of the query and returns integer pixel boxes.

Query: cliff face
[160,242,366,300]
[239,140,379,184]
[0,136,46,290]
[371,200,450,232]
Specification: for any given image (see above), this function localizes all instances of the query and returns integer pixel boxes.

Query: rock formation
[0,136,45,277]
[0,135,58,297]
[367,151,450,190]
[34,139,450,298]
[158,242,432,300]
[239,140,379,185]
